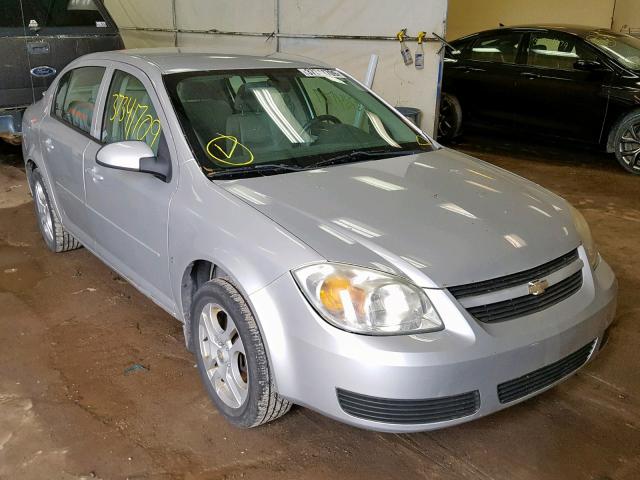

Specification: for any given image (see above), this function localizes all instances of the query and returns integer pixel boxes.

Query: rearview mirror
[573,59,607,72]
[96,141,170,181]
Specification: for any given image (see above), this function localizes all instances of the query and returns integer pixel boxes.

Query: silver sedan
[21,49,617,432]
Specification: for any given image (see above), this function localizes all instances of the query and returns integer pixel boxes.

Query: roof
[455,24,616,41]
[509,24,612,37]
[81,48,327,74]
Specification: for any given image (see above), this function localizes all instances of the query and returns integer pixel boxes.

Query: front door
[513,31,612,142]
[85,65,178,312]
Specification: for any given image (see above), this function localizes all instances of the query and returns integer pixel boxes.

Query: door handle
[86,167,104,183]
[520,72,540,79]
[27,42,50,55]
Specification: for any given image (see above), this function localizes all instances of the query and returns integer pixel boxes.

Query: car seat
[178,79,233,145]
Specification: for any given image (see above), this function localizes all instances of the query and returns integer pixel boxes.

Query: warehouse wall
[103,0,447,135]
[612,0,640,33]
[447,0,616,40]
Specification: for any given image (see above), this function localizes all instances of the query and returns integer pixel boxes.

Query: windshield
[164,68,434,178]
[586,31,640,71]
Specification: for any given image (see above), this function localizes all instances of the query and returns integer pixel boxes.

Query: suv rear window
[23,0,107,28]
[0,1,22,27]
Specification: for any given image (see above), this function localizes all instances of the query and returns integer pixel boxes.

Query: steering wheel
[302,114,342,134]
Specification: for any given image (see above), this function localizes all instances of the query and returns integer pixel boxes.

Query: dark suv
[440,25,640,174]
[0,0,123,144]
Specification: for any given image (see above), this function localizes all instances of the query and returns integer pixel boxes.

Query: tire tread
[31,168,82,253]
[194,279,291,428]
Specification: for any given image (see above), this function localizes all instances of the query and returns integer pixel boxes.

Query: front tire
[437,93,463,143]
[612,110,640,174]
[191,279,291,428]
[30,168,82,252]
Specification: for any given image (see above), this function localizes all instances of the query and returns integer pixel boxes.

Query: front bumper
[0,108,23,145]
[249,250,617,433]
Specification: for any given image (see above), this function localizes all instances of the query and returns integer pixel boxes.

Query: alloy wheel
[34,181,54,243]
[198,303,249,409]
[618,122,640,171]
[438,96,455,139]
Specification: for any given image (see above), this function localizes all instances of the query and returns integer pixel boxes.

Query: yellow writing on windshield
[110,93,162,148]
[206,135,254,166]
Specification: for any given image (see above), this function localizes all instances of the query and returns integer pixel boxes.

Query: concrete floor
[0,136,639,480]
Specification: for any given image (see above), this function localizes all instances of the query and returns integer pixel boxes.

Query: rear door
[443,30,525,127]
[40,65,107,240]
[513,31,612,141]
[21,0,122,101]
[85,64,178,312]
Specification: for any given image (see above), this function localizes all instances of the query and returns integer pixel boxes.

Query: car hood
[220,148,581,288]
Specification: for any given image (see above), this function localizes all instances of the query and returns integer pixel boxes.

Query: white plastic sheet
[103,0,447,134]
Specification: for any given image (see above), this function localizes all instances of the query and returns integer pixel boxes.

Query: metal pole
[274,0,280,52]
[172,0,178,47]
[363,54,379,88]
[118,26,442,43]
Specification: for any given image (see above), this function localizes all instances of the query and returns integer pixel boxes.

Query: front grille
[448,249,579,298]
[337,389,480,424]
[466,270,583,323]
[497,340,595,403]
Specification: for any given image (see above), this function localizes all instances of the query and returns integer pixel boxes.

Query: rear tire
[437,93,463,143]
[611,110,640,174]
[191,278,291,428]
[30,168,82,252]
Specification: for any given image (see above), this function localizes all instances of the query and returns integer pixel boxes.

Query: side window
[102,70,163,154]
[53,72,71,118]
[53,66,105,134]
[445,38,472,61]
[0,0,22,27]
[527,32,598,70]
[469,32,523,64]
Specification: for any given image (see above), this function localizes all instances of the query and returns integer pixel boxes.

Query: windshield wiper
[210,163,305,179]
[307,149,422,170]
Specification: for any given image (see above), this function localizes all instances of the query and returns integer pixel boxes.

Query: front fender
[168,161,324,324]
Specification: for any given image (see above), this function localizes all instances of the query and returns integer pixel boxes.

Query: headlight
[570,205,600,269]
[292,263,444,335]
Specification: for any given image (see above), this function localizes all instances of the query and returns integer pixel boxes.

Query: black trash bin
[396,107,422,127]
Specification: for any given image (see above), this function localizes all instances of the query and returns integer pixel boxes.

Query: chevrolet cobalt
[22,49,617,432]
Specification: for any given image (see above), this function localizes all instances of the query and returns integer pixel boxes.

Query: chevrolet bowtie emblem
[528,279,549,296]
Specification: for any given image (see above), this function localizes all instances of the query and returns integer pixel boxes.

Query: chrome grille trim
[466,270,583,323]
[448,249,579,299]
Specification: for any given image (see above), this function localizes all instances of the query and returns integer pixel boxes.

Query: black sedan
[440,25,640,174]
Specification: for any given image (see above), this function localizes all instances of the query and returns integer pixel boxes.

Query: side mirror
[574,59,608,72]
[96,141,170,181]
